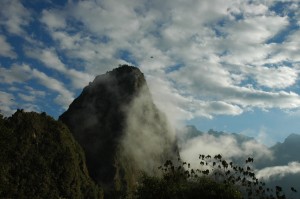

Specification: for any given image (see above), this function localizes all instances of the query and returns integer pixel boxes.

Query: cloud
[0,64,32,84]
[0,63,74,109]
[18,93,35,102]
[0,90,41,115]
[194,101,243,118]
[180,133,273,168]
[0,35,17,59]
[250,66,298,89]
[223,15,288,44]
[60,0,300,124]
[170,63,300,109]
[225,89,300,109]
[278,30,300,62]
[40,9,66,30]
[0,0,31,35]
[69,0,141,40]
[2,0,300,125]
[31,68,74,108]
[146,74,195,127]
[256,162,300,181]
[0,77,46,116]
[120,85,176,176]
[21,103,41,113]
[40,14,121,75]
[146,73,243,128]
[24,86,46,98]
[0,91,16,116]
[25,47,93,89]
[16,86,46,110]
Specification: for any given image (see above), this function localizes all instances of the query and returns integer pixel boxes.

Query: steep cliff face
[59,65,178,194]
[0,110,103,199]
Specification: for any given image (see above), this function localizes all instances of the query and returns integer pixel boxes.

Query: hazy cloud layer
[120,86,176,177]
[256,162,300,181]
[180,133,273,168]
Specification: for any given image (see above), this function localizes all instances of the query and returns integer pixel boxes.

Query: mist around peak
[59,65,179,196]
[177,125,300,198]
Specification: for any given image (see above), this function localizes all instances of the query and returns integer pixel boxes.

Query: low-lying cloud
[256,162,300,181]
[120,85,177,177]
[179,132,273,168]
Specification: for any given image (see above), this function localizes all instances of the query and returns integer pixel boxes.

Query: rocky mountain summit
[59,65,178,195]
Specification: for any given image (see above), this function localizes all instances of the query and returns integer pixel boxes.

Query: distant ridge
[182,125,254,144]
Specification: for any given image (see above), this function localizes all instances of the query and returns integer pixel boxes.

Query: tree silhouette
[134,154,297,199]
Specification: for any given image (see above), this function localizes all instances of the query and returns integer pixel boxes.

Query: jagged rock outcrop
[0,110,103,199]
[59,65,178,195]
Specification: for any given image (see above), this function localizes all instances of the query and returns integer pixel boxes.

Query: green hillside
[0,110,103,199]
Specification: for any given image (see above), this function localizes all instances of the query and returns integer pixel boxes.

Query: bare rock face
[59,65,178,195]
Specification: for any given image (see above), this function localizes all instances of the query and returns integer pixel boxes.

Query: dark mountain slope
[270,133,300,164]
[0,110,103,199]
[59,65,178,194]
[257,134,300,197]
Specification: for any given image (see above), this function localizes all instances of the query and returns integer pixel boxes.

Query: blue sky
[1,0,300,146]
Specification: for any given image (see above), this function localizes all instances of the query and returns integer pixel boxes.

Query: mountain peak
[284,133,300,144]
[85,65,147,104]
[109,64,142,75]
[59,65,177,196]
[104,64,144,84]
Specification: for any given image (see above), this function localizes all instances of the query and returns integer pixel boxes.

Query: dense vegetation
[0,109,297,199]
[134,155,297,199]
[0,110,103,199]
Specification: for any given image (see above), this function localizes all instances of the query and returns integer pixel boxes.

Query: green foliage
[0,110,103,199]
[134,157,242,199]
[135,173,242,199]
[134,155,297,199]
